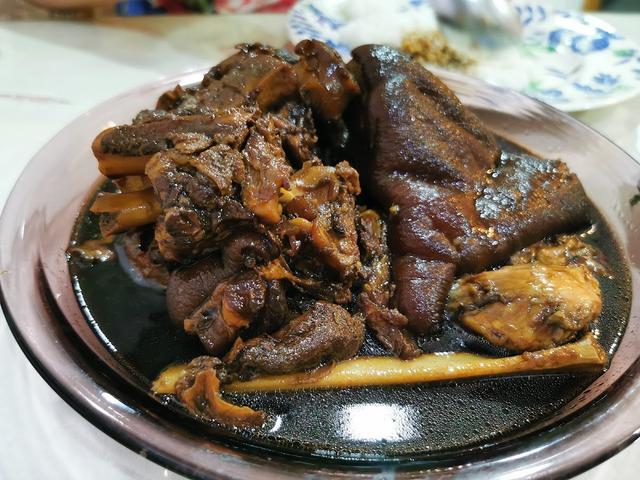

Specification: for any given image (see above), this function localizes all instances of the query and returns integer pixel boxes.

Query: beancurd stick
[224,334,606,393]
[96,153,152,177]
[113,175,152,193]
[92,128,151,177]
[91,188,161,236]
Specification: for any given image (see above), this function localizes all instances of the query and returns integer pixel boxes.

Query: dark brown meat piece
[161,43,297,114]
[470,153,592,271]
[254,64,299,111]
[153,195,256,264]
[240,115,293,224]
[166,255,228,325]
[349,45,499,189]
[275,102,318,166]
[348,44,591,333]
[260,255,353,305]
[183,270,288,356]
[356,209,421,358]
[205,44,295,97]
[384,154,591,273]
[146,148,253,262]
[93,110,253,178]
[294,40,361,121]
[358,295,421,359]
[155,83,243,115]
[281,161,362,281]
[148,150,223,211]
[221,230,280,272]
[166,231,282,329]
[393,256,455,335]
[250,278,289,337]
[190,144,244,196]
[225,301,365,379]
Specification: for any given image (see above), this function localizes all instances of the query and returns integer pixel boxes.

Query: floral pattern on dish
[288,1,640,111]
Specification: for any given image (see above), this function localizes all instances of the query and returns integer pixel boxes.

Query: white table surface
[1,12,640,480]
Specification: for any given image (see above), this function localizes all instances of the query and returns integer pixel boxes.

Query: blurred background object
[535,0,634,10]
[429,0,523,49]
[0,0,296,19]
[288,0,640,111]
[2,0,639,20]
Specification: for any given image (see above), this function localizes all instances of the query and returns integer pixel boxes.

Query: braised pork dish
[69,41,629,437]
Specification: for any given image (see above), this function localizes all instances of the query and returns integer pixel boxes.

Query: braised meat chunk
[448,264,601,352]
[281,161,362,280]
[510,234,609,276]
[183,270,288,356]
[347,44,591,333]
[225,301,365,380]
[202,43,296,103]
[166,255,229,325]
[93,110,254,177]
[471,152,591,272]
[240,115,293,224]
[146,149,245,262]
[294,39,361,121]
[393,256,455,335]
[356,209,421,359]
[348,45,500,189]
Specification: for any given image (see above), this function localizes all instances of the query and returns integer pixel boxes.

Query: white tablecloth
[1,13,639,479]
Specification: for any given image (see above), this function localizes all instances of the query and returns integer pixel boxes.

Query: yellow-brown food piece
[448,264,602,352]
[225,334,605,393]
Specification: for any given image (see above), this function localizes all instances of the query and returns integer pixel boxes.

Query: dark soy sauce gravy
[69,138,632,460]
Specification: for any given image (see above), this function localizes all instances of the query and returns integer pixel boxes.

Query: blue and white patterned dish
[288,1,640,111]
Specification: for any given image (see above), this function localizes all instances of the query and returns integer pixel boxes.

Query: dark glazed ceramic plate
[2,69,640,479]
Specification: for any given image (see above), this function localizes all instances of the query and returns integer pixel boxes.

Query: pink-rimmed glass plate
[1,69,640,479]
